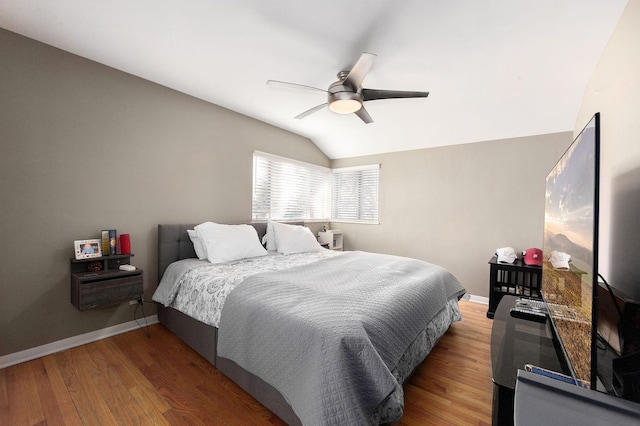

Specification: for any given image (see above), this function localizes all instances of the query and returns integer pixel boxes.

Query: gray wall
[575,0,640,302]
[0,28,329,356]
[331,133,571,298]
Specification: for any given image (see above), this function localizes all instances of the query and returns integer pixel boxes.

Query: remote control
[510,307,547,323]
[516,298,546,312]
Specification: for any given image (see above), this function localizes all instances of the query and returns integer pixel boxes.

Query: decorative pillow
[194,222,267,264]
[187,229,207,260]
[270,222,323,255]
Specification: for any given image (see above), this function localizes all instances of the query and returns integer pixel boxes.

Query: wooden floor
[0,301,493,425]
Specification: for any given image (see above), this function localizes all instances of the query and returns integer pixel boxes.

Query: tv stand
[490,295,566,425]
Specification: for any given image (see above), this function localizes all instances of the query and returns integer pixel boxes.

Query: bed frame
[157,223,303,425]
[156,222,462,425]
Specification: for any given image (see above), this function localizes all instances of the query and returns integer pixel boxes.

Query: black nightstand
[487,256,542,318]
[70,254,143,311]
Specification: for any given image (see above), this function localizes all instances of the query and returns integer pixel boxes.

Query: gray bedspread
[217,251,465,425]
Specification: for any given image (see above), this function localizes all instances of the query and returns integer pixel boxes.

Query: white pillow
[187,229,207,260]
[271,222,323,255]
[194,222,267,264]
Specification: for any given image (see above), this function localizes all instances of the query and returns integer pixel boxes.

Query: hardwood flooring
[0,301,493,425]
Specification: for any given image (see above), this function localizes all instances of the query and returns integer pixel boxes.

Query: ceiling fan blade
[354,105,373,124]
[267,80,327,94]
[344,52,377,89]
[295,103,328,120]
[362,88,429,101]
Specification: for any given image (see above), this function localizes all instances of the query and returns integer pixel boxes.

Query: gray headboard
[157,222,303,283]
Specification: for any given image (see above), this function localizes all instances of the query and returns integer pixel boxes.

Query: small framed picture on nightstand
[74,239,102,260]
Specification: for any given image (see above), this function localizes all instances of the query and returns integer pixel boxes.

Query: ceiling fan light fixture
[329,98,362,114]
[269,52,429,123]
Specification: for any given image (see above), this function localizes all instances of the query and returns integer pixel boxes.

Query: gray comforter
[217,251,465,425]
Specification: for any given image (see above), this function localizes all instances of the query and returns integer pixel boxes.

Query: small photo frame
[74,239,102,260]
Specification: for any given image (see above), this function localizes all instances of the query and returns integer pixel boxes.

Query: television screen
[541,113,599,388]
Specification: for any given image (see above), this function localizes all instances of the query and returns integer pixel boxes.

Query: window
[252,152,330,221]
[331,165,379,223]
[252,152,379,224]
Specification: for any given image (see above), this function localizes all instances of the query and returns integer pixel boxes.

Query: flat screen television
[541,112,600,388]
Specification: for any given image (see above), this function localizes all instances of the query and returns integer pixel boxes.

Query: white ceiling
[0,0,627,159]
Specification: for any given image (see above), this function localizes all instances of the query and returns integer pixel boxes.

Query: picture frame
[74,239,102,260]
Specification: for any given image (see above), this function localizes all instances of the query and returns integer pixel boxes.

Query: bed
[153,222,465,425]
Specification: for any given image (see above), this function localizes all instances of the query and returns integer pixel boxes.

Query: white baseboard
[466,294,489,305]
[0,315,159,370]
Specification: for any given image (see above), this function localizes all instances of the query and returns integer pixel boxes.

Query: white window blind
[331,164,379,223]
[252,151,331,221]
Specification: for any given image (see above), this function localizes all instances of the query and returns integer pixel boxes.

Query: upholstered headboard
[157,222,302,282]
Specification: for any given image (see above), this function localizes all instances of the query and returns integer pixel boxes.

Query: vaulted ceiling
[0,0,627,159]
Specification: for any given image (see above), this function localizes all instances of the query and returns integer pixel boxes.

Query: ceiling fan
[267,52,429,124]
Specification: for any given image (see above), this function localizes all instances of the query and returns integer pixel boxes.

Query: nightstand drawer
[71,272,143,311]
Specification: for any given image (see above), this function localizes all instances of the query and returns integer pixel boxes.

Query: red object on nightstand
[119,234,131,254]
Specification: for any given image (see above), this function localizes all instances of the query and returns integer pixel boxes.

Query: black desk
[491,295,566,426]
